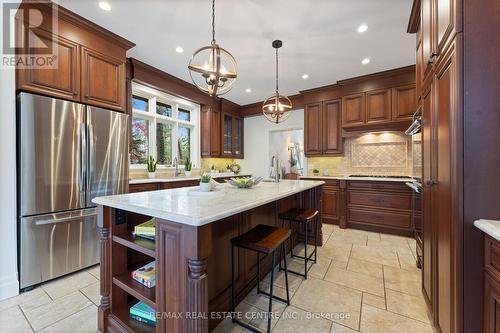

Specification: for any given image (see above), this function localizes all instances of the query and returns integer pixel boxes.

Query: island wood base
[97,186,322,333]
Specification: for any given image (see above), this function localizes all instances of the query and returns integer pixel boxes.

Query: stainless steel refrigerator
[17,92,129,289]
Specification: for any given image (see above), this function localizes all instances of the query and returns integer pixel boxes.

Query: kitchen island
[93,180,324,333]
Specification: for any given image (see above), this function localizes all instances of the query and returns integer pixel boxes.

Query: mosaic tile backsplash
[307,132,413,176]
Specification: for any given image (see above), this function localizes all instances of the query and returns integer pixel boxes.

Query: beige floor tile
[0,305,33,332]
[286,256,332,280]
[86,265,100,280]
[347,258,383,279]
[330,322,358,332]
[366,239,413,255]
[329,231,367,245]
[24,291,92,331]
[212,317,244,333]
[380,234,413,242]
[330,260,348,270]
[38,305,98,333]
[324,267,384,297]
[41,271,98,300]
[273,306,332,333]
[0,287,51,312]
[317,242,352,262]
[383,266,422,297]
[80,282,100,306]
[261,267,303,293]
[323,234,331,244]
[322,224,335,235]
[246,303,284,332]
[242,287,287,313]
[398,253,420,272]
[350,245,399,267]
[363,292,386,310]
[360,304,433,333]
[385,289,431,324]
[292,278,362,330]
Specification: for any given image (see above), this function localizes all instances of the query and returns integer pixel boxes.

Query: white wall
[241,110,304,177]
[0,53,20,299]
[268,129,304,175]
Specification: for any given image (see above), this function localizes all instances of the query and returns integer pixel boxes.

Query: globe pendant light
[188,0,237,97]
[262,40,292,124]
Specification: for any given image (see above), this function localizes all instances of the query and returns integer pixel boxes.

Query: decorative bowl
[227,176,263,189]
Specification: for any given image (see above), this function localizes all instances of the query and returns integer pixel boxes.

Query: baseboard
[0,273,19,301]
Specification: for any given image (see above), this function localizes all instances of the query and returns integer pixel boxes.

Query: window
[131,86,200,168]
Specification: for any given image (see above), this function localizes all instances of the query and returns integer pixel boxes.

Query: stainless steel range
[17,92,129,289]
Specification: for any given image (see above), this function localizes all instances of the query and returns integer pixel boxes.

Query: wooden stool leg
[267,251,276,333]
[282,242,290,305]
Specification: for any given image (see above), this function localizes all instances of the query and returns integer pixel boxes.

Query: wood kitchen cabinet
[347,181,413,236]
[221,113,244,158]
[366,88,392,125]
[392,84,417,120]
[341,93,365,128]
[200,105,221,157]
[16,28,81,101]
[81,47,125,110]
[301,178,345,226]
[304,100,343,157]
[341,85,416,131]
[483,237,500,333]
[15,2,133,112]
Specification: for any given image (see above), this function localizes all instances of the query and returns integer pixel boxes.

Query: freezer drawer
[20,209,99,289]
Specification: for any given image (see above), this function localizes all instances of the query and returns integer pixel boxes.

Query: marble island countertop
[93,179,324,226]
[300,175,416,182]
[130,173,252,184]
[474,219,500,242]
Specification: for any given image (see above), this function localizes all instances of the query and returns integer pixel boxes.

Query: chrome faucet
[271,155,280,183]
[173,157,180,176]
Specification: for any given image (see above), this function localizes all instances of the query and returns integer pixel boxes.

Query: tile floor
[0,225,433,333]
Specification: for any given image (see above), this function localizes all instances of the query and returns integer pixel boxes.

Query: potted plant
[199,173,212,192]
[313,168,320,176]
[147,156,157,178]
[184,157,192,177]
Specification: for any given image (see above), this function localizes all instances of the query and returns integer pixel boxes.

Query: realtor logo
[1,0,58,69]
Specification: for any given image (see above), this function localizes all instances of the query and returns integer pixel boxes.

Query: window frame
[130,84,200,169]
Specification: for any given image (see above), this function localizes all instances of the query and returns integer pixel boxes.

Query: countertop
[93,179,325,226]
[129,173,252,184]
[474,219,500,242]
[299,175,416,182]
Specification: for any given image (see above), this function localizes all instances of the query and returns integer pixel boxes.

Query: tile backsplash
[307,132,413,176]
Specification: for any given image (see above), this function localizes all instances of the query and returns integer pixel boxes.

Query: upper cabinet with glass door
[221,113,244,158]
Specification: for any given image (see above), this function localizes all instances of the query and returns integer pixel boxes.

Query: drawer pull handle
[372,198,385,203]
[372,215,384,221]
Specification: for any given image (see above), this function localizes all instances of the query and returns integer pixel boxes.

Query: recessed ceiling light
[245,88,252,93]
[175,46,184,54]
[357,24,368,33]
[361,58,371,65]
[98,1,111,11]
[301,74,309,80]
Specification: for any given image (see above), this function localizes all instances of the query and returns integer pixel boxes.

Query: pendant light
[262,40,292,124]
[188,0,237,97]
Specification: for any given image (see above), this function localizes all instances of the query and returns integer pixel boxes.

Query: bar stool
[231,224,291,333]
[278,208,319,279]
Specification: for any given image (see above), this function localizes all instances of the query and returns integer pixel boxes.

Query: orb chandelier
[188,0,237,97]
[262,40,292,124]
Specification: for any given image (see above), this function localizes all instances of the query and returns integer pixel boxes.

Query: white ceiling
[59,0,416,105]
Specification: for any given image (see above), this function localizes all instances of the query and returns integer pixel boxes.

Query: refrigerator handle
[79,124,87,198]
[87,123,95,201]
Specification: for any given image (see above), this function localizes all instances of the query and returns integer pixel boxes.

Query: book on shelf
[132,232,155,241]
[132,261,155,288]
[134,218,155,235]
[130,301,156,327]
